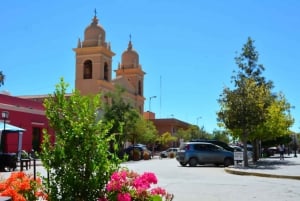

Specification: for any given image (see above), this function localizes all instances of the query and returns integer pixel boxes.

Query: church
[0,12,190,154]
[74,13,145,114]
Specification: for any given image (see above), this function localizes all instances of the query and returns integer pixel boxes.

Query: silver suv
[176,142,234,167]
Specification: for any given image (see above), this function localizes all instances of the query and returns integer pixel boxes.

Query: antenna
[160,75,162,118]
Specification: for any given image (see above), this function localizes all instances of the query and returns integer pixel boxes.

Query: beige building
[73,14,145,113]
[21,14,146,114]
[18,13,191,138]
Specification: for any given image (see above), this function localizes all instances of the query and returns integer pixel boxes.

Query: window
[207,144,219,151]
[104,62,109,81]
[138,80,142,95]
[194,144,206,151]
[83,60,92,79]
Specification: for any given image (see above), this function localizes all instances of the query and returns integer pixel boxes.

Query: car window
[194,144,207,151]
[207,144,219,151]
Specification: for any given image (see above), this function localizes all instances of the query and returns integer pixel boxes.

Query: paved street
[1,156,300,201]
[124,157,300,201]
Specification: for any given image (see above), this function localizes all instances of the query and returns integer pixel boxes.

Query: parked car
[262,146,277,157]
[176,142,234,167]
[160,148,179,158]
[124,144,152,161]
[190,139,234,152]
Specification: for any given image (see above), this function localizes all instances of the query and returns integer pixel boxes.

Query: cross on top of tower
[94,8,97,17]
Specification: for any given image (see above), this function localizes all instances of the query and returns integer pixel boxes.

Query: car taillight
[185,144,190,150]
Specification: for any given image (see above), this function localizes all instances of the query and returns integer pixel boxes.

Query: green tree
[218,37,274,166]
[136,119,158,145]
[159,132,177,149]
[175,125,210,143]
[126,111,158,145]
[212,130,230,144]
[40,78,121,201]
[255,93,294,142]
[189,125,211,140]
[0,71,5,87]
[103,85,131,146]
[175,128,191,142]
[103,85,159,148]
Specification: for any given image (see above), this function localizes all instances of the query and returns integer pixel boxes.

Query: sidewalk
[225,154,300,180]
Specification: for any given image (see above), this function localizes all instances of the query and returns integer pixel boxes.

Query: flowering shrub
[100,168,173,201]
[0,171,47,201]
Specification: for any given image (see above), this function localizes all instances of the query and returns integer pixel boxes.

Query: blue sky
[1,0,300,133]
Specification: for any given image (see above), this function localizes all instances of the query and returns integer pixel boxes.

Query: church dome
[82,16,106,47]
[121,40,139,68]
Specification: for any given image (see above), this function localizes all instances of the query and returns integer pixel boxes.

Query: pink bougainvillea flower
[102,168,173,201]
[117,192,131,201]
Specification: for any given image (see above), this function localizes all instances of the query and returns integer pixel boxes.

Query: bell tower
[115,37,145,113]
[73,12,115,95]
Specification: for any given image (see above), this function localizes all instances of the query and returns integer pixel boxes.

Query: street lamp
[2,111,9,131]
[148,96,157,155]
[196,116,202,126]
[149,96,157,113]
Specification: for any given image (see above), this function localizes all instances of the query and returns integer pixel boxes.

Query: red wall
[0,94,53,154]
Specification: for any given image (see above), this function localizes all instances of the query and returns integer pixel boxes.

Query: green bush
[40,79,122,201]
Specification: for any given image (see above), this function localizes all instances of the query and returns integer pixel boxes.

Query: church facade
[0,13,147,154]
[0,13,191,154]
[73,14,145,114]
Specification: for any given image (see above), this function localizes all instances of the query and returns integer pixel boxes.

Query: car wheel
[224,158,233,167]
[189,158,198,167]
[180,162,187,166]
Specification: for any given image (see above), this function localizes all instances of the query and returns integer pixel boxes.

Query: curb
[224,167,300,180]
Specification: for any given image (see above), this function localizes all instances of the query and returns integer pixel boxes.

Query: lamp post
[2,111,9,130]
[148,96,157,119]
[1,111,9,152]
[196,116,202,126]
[148,96,156,155]
[149,96,157,113]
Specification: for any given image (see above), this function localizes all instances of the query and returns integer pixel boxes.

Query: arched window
[138,80,142,95]
[83,60,92,79]
[104,62,109,81]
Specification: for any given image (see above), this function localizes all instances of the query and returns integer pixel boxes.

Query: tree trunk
[242,131,249,167]
[252,139,259,163]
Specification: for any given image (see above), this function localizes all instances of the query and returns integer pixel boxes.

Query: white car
[160,148,179,158]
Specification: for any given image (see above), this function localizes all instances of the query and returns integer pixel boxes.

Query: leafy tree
[189,125,211,140]
[234,37,273,89]
[103,85,131,146]
[255,93,294,142]
[212,130,230,144]
[175,125,210,143]
[136,119,158,144]
[218,37,276,166]
[40,78,121,201]
[159,132,177,149]
[175,128,191,142]
[126,111,158,145]
[0,71,5,87]
[103,85,159,148]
